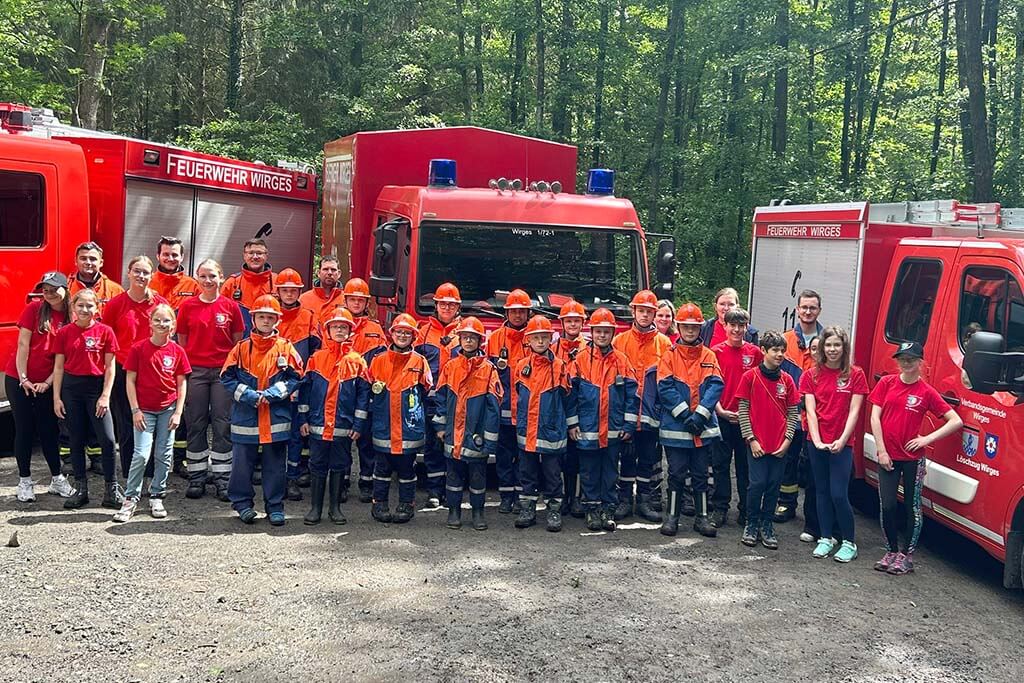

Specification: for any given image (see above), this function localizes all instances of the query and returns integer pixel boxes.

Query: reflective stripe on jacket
[656,342,724,448]
[300,339,369,441]
[220,333,304,444]
[486,322,529,425]
[570,344,639,449]
[514,350,577,454]
[367,347,433,455]
[613,326,672,431]
[433,351,502,460]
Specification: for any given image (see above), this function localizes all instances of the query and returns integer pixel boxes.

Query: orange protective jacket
[552,334,588,364]
[613,325,672,431]
[656,342,724,448]
[151,268,201,311]
[570,344,639,449]
[278,302,320,364]
[67,272,124,321]
[433,350,502,460]
[367,347,434,455]
[220,332,304,445]
[349,315,388,362]
[300,339,370,441]
[299,286,344,326]
[417,316,461,377]
[784,325,822,372]
[487,322,530,425]
[221,266,275,335]
[513,350,577,454]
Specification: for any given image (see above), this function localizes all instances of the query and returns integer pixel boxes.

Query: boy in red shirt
[711,308,763,528]
[736,330,800,549]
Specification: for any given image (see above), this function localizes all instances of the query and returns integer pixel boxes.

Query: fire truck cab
[749,200,1024,589]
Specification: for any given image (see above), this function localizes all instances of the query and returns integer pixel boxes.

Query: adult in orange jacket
[612,289,672,522]
[299,255,343,321]
[220,238,275,337]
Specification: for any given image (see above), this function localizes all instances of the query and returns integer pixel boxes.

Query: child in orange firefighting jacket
[220,295,304,525]
[513,315,580,532]
[367,313,433,524]
[553,299,588,518]
[433,317,501,531]
[571,308,639,532]
[299,306,369,526]
[487,288,533,514]
[274,268,321,501]
[656,303,724,537]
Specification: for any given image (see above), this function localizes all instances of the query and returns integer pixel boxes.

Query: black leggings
[6,375,61,478]
[61,373,117,481]
[878,459,925,554]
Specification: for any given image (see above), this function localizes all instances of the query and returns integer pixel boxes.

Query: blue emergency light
[587,168,615,196]
[428,159,457,187]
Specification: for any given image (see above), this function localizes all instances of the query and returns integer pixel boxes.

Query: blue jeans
[746,449,786,528]
[125,406,175,500]
[808,445,855,542]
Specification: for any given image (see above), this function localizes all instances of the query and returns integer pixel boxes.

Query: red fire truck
[0,104,317,413]
[321,127,675,328]
[748,200,1024,589]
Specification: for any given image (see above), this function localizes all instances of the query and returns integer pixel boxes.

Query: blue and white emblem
[962,430,978,458]
[984,434,999,459]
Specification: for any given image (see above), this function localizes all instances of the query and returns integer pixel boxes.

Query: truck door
[923,254,1021,556]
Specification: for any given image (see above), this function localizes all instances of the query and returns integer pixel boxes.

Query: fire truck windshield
[416,222,642,317]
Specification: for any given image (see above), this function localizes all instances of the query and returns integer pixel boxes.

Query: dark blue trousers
[309,437,354,476]
[579,442,619,509]
[373,451,416,504]
[228,441,286,514]
[446,457,487,510]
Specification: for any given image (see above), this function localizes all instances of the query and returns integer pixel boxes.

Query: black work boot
[660,489,680,537]
[636,493,663,523]
[185,473,206,499]
[358,486,373,504]
[546,501,563,532]
[601,506,617,531]
[447,506,462,529]
[773,502,796,523]
[693,492,717,538]
[304,474,326,525]
[101,481,124,510]
[498,497,514,514]
[327,472,346,525]
[614,495,634,521]
[650,488,663,513]
[286,479,303,502]
[63,478,89,509]
[393,502,415,524]
[471,507,488,530]
[515,499,537,528]
[681,487,696,517]
[710,508,728,529]
[371,501,392,523]
[585,509,602,531]
[297,471,311,487]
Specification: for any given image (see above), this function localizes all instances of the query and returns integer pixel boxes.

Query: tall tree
[592,0,610,167]
[645,0,686,231]
[226,0,244,111]
[771,0,789,156]
[534,0,546,133]
[957,0,995,200]
[857,0,900,178]
[930,0,951,179]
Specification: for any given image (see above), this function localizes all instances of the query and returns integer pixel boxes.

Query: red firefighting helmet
[588,308,618,329]
[274,268,304,289]
[453,316,486,338]
[523,315,554,337]
[389,313,419,334]
[250,294,282,317]
[503,289,532,310]
[323,306,355,330]
[432,282,462,304]
[675,303,705,326]
[558,300,586,320]
[342,278,371,299]
[630,290,659,310]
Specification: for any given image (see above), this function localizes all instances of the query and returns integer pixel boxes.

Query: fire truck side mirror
[655,238,676,298]
[370,219,405,298]
[963,331,1024,395]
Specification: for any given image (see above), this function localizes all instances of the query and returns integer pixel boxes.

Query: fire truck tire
[1004,527,1024,590]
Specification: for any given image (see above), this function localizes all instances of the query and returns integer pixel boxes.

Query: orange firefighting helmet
[588,308,618,329]
[432,282,462,304]
[250,294,282,317]
[558,300,586,320]
[342,278,371,299]
[274,268,304,289]
[630,290,659,310]
[675,303,705,326]
[503,289,532,310]
[453,316,486,338]
[323,306,355,330]
[389,313,419,334]
[523,315,554,337]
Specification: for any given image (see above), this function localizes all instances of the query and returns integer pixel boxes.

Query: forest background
[2,0,1021,305]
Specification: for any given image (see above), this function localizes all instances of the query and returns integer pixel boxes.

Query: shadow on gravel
[6,512,111,525]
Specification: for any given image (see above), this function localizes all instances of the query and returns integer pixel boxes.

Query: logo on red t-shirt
[85,336,98,349]
[836,377,849,390]
[161,355,175,372]
[906,395,922,410]
[215,313,228,326]
[742,354,755,368]
[776,382,787,397]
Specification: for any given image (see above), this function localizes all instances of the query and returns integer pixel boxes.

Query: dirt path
[1,459,1021,682]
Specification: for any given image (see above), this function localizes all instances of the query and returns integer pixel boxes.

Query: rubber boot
[614,494,634,521]
[63,478,89,509]
[101,481,124,510]
[471,507,487,530]
[303,474,326,525]
[546,501,563,532]
[371,501,392,523]
[693,492,718,538]
[327,472,346,525]
[636,493,662,523]
[286,479,303,502]
[660,489,680,537]
[515,499,537,528]
[447,506,462,529]
[681,485,696,517]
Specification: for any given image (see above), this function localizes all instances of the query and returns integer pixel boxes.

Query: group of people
[7,240,962,575]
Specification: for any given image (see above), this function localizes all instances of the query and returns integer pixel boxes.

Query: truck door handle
[942,394,961,407]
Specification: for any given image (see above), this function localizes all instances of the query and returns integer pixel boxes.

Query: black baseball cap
[35,271,69,290]
[892,341,924,359]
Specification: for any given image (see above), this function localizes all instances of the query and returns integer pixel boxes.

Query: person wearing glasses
[221,238,275,336]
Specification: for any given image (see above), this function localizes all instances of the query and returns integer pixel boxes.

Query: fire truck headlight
[551,181,562,194]
[143,149,160,165]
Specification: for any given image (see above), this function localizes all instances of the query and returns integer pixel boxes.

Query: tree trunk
[510,22,527,128]
[771,0,789,156]
[226,0,244,110]
[839,0,856,185]
[473,0,484,98]
[983,0,999,153]
[77,6,115,129]
[535,0,546,133]
[646,0,685,232]
[671,37,686,192]
[593,0,610,167]
[930,0,951,178]
[956,0,975,180]
[551,0,573,139]
[957,0,995,201]
[858,0,900,178]
[455,0,473,121]
[1011,2,1024,170]
[851,6,870,186]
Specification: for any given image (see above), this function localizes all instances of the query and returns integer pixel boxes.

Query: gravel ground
[1,457,1022,683]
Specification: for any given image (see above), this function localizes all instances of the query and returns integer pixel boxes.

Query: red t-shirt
[868,374,949,461]
[54,322,118,377]
[5,300,69,383]
[710,320,728,347]
[713,341,764,412]
[800,365,869,444]
[176,295,244,368]
[104,291,170,365]
[735,367,800,454]
[124,339,192,412]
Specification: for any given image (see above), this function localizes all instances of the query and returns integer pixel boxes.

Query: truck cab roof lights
[428,159,457,187]
[587,169,615,196]
[550,181,562,194]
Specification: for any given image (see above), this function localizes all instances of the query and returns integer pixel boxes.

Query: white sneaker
[16,477,36,502]
[48,474,75,498]
[799,531,815,543]
[149,498,167,519]
[112,498,138,523]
